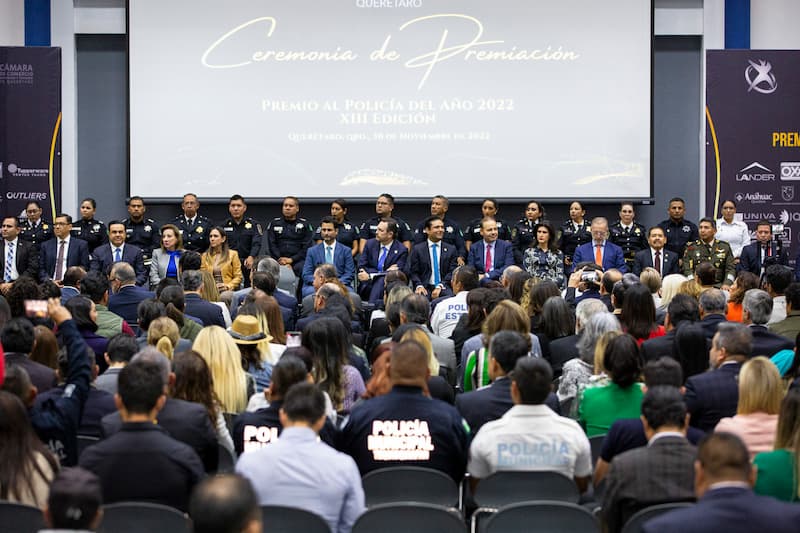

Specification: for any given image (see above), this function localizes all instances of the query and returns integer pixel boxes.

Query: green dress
[578,382,644,437]
[753,449,798,502]
[462,347,490,393]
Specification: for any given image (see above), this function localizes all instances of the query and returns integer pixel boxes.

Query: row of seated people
[2,254,800,531]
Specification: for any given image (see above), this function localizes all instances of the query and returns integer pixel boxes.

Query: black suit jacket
[632,247,680,276]
[408,240,459,291]
[684,361,740,432]
[101,397,218,472]
[738,241,787,276]
[0,239,39,280]
[91,243,147,286]
[4,352,57,393]
[38,237,90,282]
[107,284,155,325]
[749,324,794,357]
[547,334,581,378]
[184,293,225,327]
[699,314,727,341]
[640,329,677,362]
[455,377,560,435]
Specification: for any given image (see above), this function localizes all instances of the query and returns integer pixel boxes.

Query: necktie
[595,244,602,265]
[54,240,66,281]
[654,250,661,275]
[325,245,333,264]
[624,226,630,234]
[114,247,122,262]
[4,243,14,282]
[485,243,493,273]
[431,243,440,285]
[377,246,388,271]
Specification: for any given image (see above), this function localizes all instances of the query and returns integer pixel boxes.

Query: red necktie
[654,250,661,275]
[485,243,493,273]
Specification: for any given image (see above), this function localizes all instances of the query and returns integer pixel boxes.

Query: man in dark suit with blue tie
[300,216,355,298]
[684,322,749,432]
[90,221,147,286]
[572,217,628,274]
[643,432,800,533]
[0,216,39,294]
[466,217,514,285]
[632,226,679,276]
[739,220,787,278]
[409,216,459,300]
[39,214,90,285]
[357,219,407,304]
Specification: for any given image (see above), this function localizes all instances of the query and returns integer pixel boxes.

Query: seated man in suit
[572,217,628,274]
[108,262,155,326]
[698,288,728,341]
[409,216,459,300]
[465,217,514,285]
[90,220,147,286]
[685,322,750,432]
[739,220,787,278]
[743,288,793,357]
[357,218,408,304]
[643,432,800,533]
[182,269,225,327]
[633,226,679,276]
[300,216,355,298]
[39,213,90,285]
[641,294,700,362]
[0,216,39,295]
[601,386,696,533]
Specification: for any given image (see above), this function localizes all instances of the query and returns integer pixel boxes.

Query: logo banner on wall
[706,50,800,267]
[0,47,61,223]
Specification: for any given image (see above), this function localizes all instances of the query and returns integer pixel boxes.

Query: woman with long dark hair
[0,391,59,508]
[621,283,665,343]
[200,226,242,295]
[727,271,759,322]
[524,280,561,333]
[523,223,565,289]
[536,296,575,365]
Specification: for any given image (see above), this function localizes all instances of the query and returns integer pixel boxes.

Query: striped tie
[4,243,13,282]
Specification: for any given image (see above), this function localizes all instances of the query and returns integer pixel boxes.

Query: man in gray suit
[399,294,457,385]
[601,386,696,533]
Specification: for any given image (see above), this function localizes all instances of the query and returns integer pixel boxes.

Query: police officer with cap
[263,196,314,278]
[609,202,648,271]
[413,195,466,264]
[222,194,262,287]
[121,195,161,266]
[172,193,213,252]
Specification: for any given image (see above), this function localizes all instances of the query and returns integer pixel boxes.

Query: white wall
[751,0,800,49]
[0,0,25,46]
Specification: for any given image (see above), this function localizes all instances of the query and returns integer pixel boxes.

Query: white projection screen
[128,0,653,200]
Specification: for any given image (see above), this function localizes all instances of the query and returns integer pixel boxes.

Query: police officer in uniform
[222,194,262,287]
[359,193,414,252]
[557,201,592,270]
[657,197,699,258]
[464,198,512,250]
[121,195,160,266]
[511,200,547,265]
[413,195,466,264]
[264,196,314,278]
[313,198,360,257]
[609,202,647,271]
[19,200,54,248]
[682,217,736,289]
[72,198,108,253]
[172,193,213,252]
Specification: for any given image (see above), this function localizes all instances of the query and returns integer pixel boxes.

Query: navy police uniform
[360,215,414,245]
[657,218,699,257]
[122,217,160,263]
[314,219,360,252]
[464,217,512,244]
[340,385,470,481]
[557,219,592,265]
[19,219,54,248]
[413,216,466,259]
[265,216,314,277]
[172,214,213,252]
[71,218,108,253]
[609,221,648,269]
[222,217,262,262]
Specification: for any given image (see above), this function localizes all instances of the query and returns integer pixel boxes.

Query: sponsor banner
[706,51,800,264]
[0,47,61,223]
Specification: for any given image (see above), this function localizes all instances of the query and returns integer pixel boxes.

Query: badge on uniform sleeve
[245,222,252,229]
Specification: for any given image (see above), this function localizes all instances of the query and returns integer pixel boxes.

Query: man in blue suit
[90,221,147,286]
[409,216,459,300]
[108,262,155,326]
[466,217,514,285]
[572,217,628,274]
[301,216,355,298]
[643,432,800,533]
[357,218,408,304]
[39,214,90,284]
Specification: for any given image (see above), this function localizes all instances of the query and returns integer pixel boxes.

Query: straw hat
[228,315,267,345]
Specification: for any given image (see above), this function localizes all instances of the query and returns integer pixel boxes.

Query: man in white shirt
[0,216,38,294]
[430,265,479,339]
[38,214,90,285]
[300,216,355,298]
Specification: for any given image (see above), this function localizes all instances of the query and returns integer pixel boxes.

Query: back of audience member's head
[639,267,662,295]
[507,270,532,304]
[46,467,103,531]
[577,312,620,363]
[155,276,181,298]
[698,288,727,316]
[786,282,800,312]
[256,256,280,278]
[30,325,59,369]
[641,386,687,432]
[511,356,553,405]
[713,322,752,360]
[667,294,700,327]
[674,323,710,381]
[281,382,326,426]
[189,474,261,533]
[575,298,608,331]
[182,270,204,292]
[696,432,752,485]
[65,295,98,332]
[622,283,657,339]
[63,266,86,288]
[105,333,138,365]
[137,298,166,332]
[0,294,11,330]
[80,271,109,304]
[389,340,430,387]
[179,250,202,271]
[130,347,171,388]
[117,359,166,415]
[384,282,412,307]
[695,262,717,286]
[482,300,530,348]
[302,317,348,410]
[540,296,574,339]
[774,388,800,451]
[281,346,315,374]
[400,294,430,325]
[454,265,479,291]
[147,316,180,360]
[743,288,772,326]
[765,264,793,295]
[396,324,439,377]
[642,357,684,388]
[489,330,532,375]
[601,268,622,294]
[37,280,59,301]
[1,364,34,404]
[603,333,641,388]
[528,280,560,316]
[660,274,688,309]
[111,262,136,287]
[270,354,311,399]
[251,271,276,296]
[7,276,40,318]
[1,317,35,353]
[737,356,782,415]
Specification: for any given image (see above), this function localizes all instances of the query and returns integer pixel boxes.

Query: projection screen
[128,0,653,200]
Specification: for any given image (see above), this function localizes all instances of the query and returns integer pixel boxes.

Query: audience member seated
[697,288,728,341]
[753,388,800,502]
[642,432,800,533]
[237,382,365,533]
[685,322,750,432]
[229,314,272,393]
[182,270,225,328]
[392,324,454,404]
[641,294,700,362]
[108,262,155,327]
[770,282,800,341]
[764,264,792,325]
[189,474,262,533]
[2,317,57,393]
[95,333,138,395]
[715,356,781,459]
[30,325,59,370]
[468,356,590,492]
[429,265,478,339]
[601,386,696,533]
[43,467,103,531]
[398,294,457,383]
[535,296,574,368]
[158,284,203,342]
[726,271,759,323]
[236,301,286,365]
[65,295,109,373]
[743,288,793,357]
[80,271,136,340]
[193,326,252,414]
[341,340,469,481]
[549,298,607,379]
[523,280,560,333]
[620,283,666,344]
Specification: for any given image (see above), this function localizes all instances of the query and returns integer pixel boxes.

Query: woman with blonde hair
[678,279,702,301]
[715,356,783,459]
[462,299,542,392]
[754,388,800,501]
[659,273,688,313]
[395,324,454,403]
[146,316,181,360]
[192,325,251,413]
[248,292,287,346]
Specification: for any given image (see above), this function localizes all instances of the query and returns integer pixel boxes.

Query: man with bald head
[341,340,470,481]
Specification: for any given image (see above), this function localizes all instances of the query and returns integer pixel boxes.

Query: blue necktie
[114,247,122,262]
[4,243,13,282]
[377,246,388,272]
[431,243,440,285]
[325,245,333,264]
